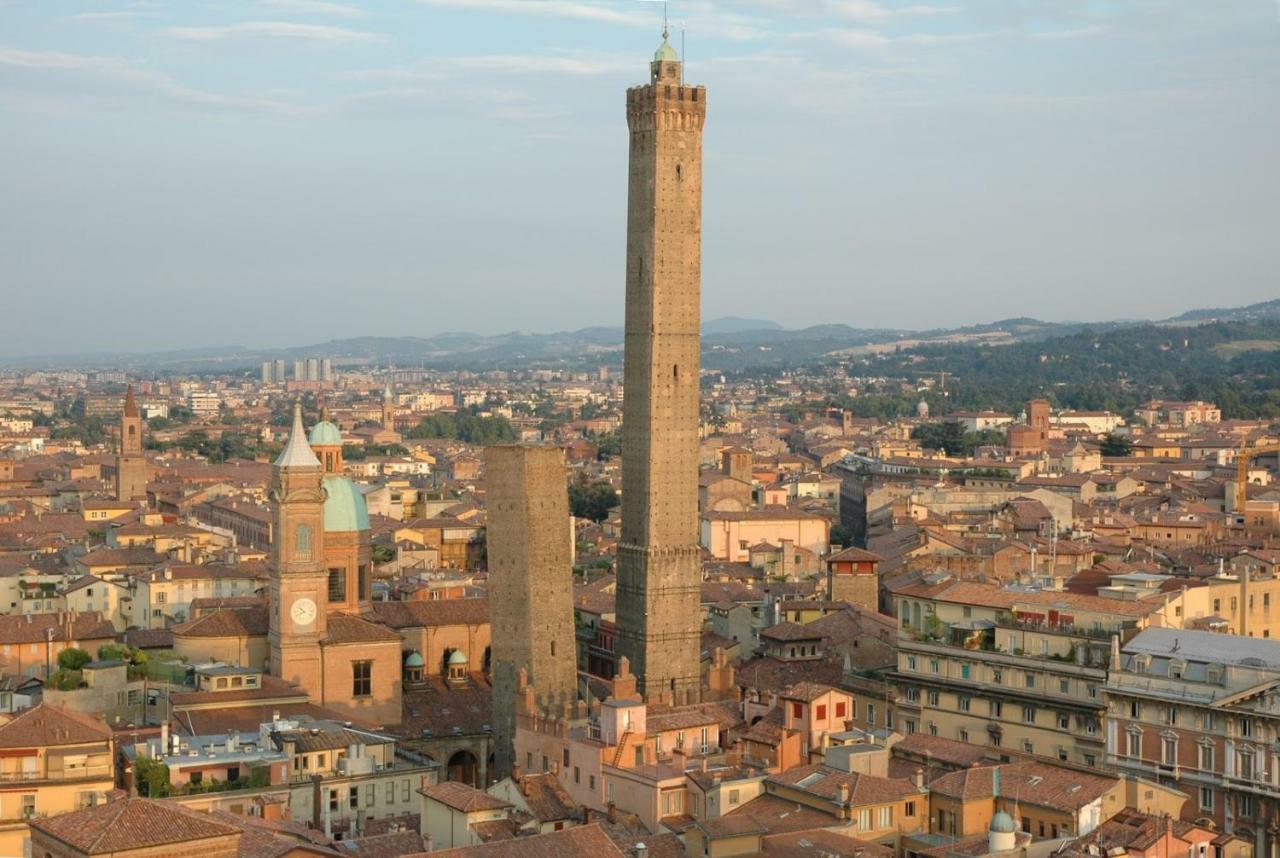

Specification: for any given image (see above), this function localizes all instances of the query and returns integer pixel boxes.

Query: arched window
[295,524,312,560]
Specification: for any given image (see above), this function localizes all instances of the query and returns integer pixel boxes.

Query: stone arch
[447,749,480,787]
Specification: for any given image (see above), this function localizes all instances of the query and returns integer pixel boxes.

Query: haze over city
[3,0,1279,356]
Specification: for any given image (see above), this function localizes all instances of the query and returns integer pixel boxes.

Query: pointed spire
[123,385,138,418]
[274,401,320,469]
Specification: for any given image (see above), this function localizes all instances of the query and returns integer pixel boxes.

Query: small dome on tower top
[308,421,342,446]
[448,649,468,666]
[989,811,1016,834]
[404,651,425,668]
[654,32,679,63]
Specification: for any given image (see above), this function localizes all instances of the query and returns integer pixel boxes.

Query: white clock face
[290,597,317,627]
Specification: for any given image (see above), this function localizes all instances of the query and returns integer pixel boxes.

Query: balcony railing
[0,765,112,783]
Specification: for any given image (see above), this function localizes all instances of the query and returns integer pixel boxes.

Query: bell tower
[269,403,327,692]
[614,30,707,697]
[115,385,147,502]
[381,385,395,429]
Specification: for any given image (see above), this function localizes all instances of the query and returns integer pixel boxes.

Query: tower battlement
[626,85,706,131]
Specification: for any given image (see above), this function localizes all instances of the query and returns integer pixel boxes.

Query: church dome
[322,475,370,532]
[308,421,342,446]
[448,650,468,666]
[654,36,679,63]
[989,812,1016,834]
[404,651,425,668]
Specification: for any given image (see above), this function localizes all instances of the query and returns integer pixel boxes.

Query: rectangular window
[792,702,803,718]
[859,809,872,830]
[907,655,917,670]
[836,701,847,718]
[1127,731,1140,758]
[1058,714,1070,730]
[1023,705,1036,723]
[1162,737,1177,765]
[729,789,740,806]
[328,568,346,602]
[867,704,876,725]
[563,748,570,767]
[358,564,369,599]
[365,784,375,805]
[816,704,827,720]
[1025,672,1035,688]
[1059,679,1070,694]
[402,780,411,802]
[959,695,971,712]
[386,783,395,803]
[905,801,916,818]
[991,701,1002,718]
[1200,788,1214,811]
[352,660,372,697]
[879,807,892,829]
[1199,744,1215,771]
[906,687,919,703]
[992,668,1002,683]
[927,690,939,706]
[349,786,358,809]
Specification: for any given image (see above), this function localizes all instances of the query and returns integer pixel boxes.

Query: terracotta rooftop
[0,702,113,748]
[416,824,626,858]
[419,781,512,813]
[373,597,489,628]
[29,797,241,854]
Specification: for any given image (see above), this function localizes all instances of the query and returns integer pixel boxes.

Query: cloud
[258,0,368,18]
[0,47,306,113]
[347,53,634,82]
[61,11,149,23]
[413,0,648,27]
[162,21,382,44]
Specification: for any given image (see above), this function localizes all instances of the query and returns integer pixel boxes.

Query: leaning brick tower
[615,29,707,699]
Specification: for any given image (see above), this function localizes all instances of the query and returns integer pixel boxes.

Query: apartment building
[892,578,1179,767]
[1106,629,1280,857]
[0,704,116,857]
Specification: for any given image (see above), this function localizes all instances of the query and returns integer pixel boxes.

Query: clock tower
[269,402,327,692]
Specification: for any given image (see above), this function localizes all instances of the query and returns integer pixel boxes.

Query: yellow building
[0,704,115,857]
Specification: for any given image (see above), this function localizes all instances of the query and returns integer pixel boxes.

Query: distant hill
[1162,298,1280,324]
[701,317,784,335]
[7,298,1280,373]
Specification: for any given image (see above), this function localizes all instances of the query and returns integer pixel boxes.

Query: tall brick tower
[615,30,707,698]
[486,445,577,779]
[115,385,147,502]
[268,403,327,692]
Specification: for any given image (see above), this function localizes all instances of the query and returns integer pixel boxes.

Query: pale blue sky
[2,0,1278,356]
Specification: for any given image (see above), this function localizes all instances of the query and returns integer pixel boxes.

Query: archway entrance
[447,749,480,786]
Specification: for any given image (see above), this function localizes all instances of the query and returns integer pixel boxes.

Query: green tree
[1099,433,1133,457]
[568,478,619,523]
[135,757,171,798]
[57,647,92,671]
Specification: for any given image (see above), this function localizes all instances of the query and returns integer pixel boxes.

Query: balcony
[0,765,112,783]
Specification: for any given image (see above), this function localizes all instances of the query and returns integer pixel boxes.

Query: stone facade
[115,385,147,502]
[485,445,577,780]
[615,36,707,698]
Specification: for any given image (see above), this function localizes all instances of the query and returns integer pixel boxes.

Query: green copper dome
[308,421,342,446]
[322,475,370,533]
[448,649,468,666]
[989,812,1016,834]
[404,651,425,668]
[654,36,678,63]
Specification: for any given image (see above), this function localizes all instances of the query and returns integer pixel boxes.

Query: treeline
[406,407,516,445]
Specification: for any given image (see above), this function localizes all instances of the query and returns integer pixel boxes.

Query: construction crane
[918,371,953,392]
[1235,439,1280,525]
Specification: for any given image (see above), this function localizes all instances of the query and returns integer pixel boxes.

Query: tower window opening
[673,364,679,380]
